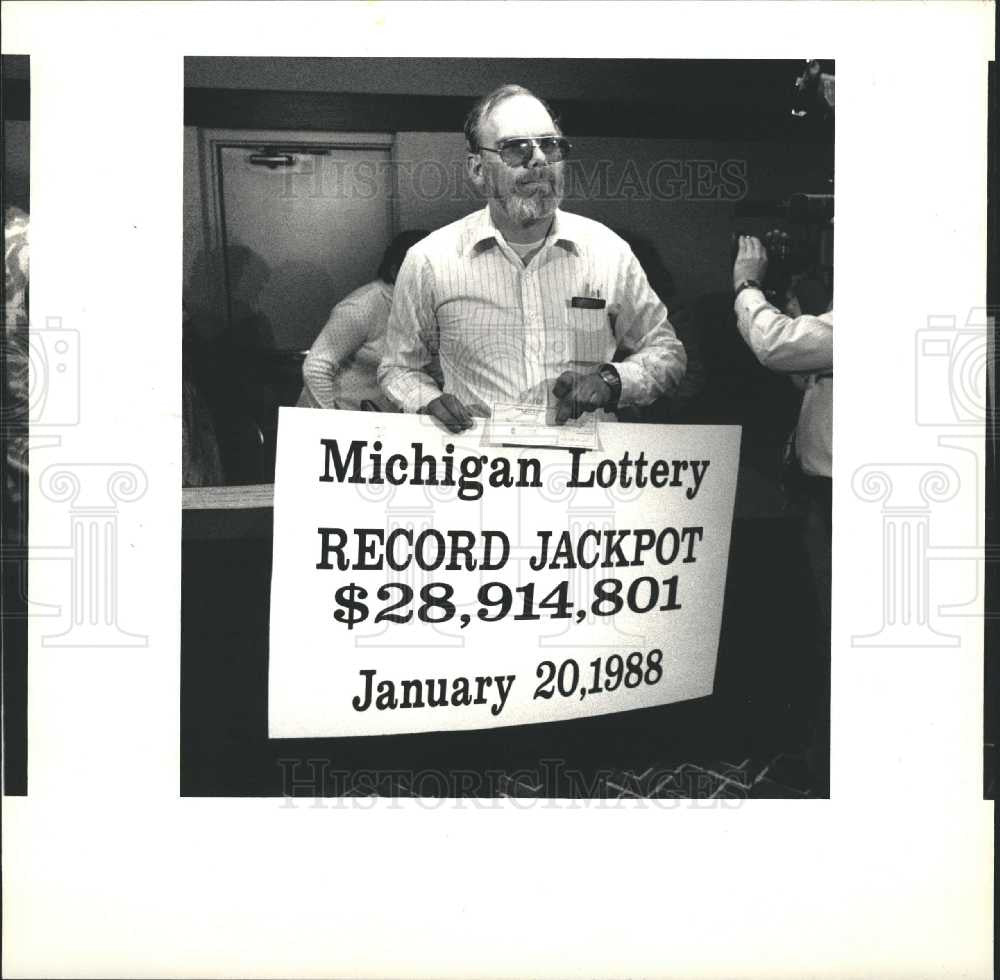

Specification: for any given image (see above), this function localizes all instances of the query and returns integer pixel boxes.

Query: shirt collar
[461,204,582,257]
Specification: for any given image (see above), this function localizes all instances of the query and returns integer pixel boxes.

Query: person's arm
[377,252,478,433]
[552,249,687,424]
[734,291,833,373]
[302,293,375,409]
[377,252,444,413]
[612,251,688,406]
[732,235,832,373]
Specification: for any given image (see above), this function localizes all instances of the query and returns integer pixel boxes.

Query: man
[733,234,832,776]
[378,84,686,433]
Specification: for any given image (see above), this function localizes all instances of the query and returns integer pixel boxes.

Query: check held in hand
[421,364,616,436]
[268,408,741,738]
[485,402,598,450]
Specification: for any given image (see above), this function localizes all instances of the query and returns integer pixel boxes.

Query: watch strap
[597,363,622,407]
[734,278,763,299]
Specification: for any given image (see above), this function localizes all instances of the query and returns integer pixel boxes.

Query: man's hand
[733,235,768,291]
[553,370,613,424]
[420,394,480,433]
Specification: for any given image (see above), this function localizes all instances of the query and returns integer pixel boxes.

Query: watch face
[599,366,621,394]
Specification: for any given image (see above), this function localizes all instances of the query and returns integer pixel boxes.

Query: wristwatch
[734,278,763,299]
[597,363,622,407]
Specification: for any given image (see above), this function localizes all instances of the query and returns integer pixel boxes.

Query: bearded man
[378,84,687,432]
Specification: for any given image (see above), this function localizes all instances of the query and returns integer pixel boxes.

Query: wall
[184,57,801,111]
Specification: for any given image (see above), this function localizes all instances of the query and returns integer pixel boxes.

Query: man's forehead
[482,94,558,143]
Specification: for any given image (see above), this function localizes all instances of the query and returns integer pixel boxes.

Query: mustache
[516,173,558,189]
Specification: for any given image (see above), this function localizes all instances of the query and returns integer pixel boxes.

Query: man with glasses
[378,84,687,433]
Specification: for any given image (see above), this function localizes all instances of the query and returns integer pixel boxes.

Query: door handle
[248,153,296,169]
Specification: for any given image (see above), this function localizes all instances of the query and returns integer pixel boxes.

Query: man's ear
[466,152,484,189]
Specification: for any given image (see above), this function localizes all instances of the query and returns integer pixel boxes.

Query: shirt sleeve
[301,290,376,409]
[611,251,688,407]
[377,251,444,413]
[734,288,833,373]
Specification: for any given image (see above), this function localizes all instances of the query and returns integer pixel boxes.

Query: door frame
[195,128,398,336]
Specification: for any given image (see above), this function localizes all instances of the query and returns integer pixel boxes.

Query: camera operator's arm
[732,235,832,373]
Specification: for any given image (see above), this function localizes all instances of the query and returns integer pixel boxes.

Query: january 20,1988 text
[352,650,665,716]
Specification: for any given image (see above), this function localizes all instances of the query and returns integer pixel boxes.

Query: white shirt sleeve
[377,252,444,413]
[734,288,833,374]
[612,252,688,406]
[302,290,378,409]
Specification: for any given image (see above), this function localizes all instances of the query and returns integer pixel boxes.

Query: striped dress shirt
[378,206,687,417]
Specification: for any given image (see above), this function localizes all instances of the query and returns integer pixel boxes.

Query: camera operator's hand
[733,235,768,291]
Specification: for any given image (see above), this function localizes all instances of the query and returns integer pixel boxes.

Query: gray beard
[494,176,563,226]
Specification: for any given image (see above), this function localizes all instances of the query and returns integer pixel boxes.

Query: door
[215,133,394,353]
[191,130,396,484]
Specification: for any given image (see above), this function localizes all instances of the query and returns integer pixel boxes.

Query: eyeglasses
[479,136,572,168]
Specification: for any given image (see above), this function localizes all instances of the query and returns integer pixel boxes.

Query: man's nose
[526,140,547,167]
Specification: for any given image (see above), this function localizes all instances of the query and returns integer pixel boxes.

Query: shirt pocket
[561,305,613,369]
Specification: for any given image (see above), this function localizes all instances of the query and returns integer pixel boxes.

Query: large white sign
[268,408,741,737]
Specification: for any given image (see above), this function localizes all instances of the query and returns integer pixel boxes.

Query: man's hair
[463,83,561,153]
[378,229,430,284]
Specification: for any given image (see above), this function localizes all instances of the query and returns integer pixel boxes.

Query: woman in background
[298,230,429,411]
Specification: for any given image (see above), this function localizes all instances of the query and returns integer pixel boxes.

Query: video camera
[731,192,834,311]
